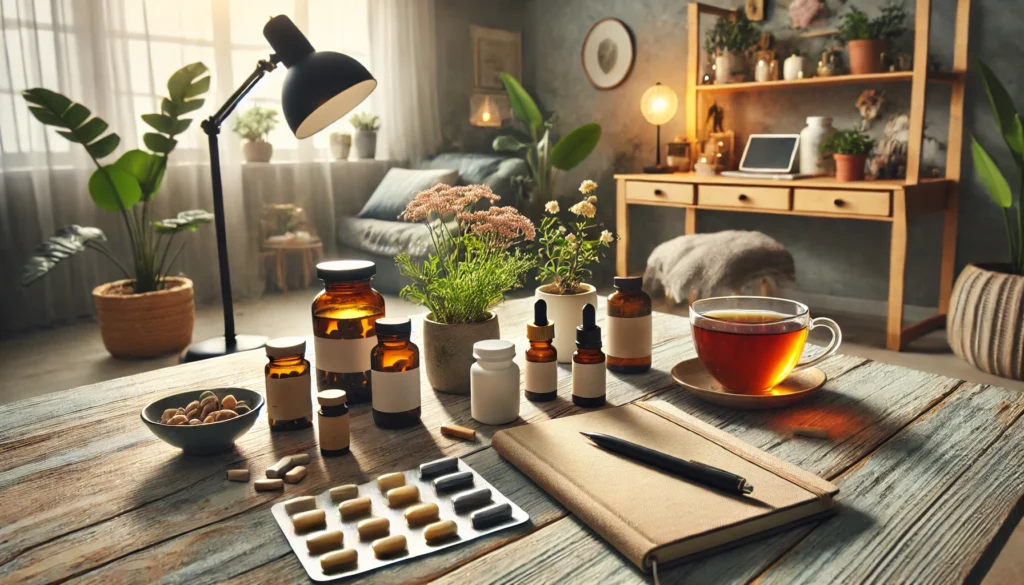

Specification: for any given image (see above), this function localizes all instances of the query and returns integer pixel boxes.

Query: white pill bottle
[470,340,520,425]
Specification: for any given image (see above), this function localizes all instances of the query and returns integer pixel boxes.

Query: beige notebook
[492,400,838,571]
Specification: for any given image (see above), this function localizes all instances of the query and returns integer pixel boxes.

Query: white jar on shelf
[784,54,807,81]
[799,116,834,175]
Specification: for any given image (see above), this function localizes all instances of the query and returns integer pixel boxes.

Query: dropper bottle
[525,299,558,402]
[572,303,606,407]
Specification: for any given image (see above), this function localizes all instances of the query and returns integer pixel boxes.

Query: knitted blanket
[643,230,795,305]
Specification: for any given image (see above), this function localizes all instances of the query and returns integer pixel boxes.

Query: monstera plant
[20,62,213,358]
[492,72,601,204]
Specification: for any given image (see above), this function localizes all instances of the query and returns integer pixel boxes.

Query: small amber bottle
[317,390,350,456]
[572,304,606,408]
[607,276,653,373]
[312,260,385,405]
[370,317,421,429]
[525,299,557,402]
[265,337,313,431]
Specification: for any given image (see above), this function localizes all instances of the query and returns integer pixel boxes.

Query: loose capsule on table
[423,519,459,544]
[306,530,344,554]
[266,456,296,479]
[284,465,307,484]
[404,502,440,527]
[372,534,407,558]
[376,472,405,492]
[357,517,390,540]
[291,509,326,532]
[226,469,250,482]
[254,479,284,492]
[386,485,420,508]
[339,496,372,520]
[330,484,359,502]
[320,548,358,573]
[433,471,474,493]
[284,496,317,515]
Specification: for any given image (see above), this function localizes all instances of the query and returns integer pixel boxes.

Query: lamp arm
[201,56,281,134]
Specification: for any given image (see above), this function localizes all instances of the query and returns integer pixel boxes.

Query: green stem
[86,241,132,279]
[155,231,178,283]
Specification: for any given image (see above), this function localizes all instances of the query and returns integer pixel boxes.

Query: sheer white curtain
[368,0,442,163]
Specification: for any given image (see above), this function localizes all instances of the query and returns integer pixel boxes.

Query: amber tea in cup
[690,297,841,394]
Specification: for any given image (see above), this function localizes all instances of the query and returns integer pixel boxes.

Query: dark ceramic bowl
[141,387,264,455]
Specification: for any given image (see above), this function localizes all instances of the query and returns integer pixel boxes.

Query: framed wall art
[471,25,522,90]
[581,18,635,89]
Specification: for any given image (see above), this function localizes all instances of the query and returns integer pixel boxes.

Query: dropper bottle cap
[576,303,602,349]
[527,299,555,341]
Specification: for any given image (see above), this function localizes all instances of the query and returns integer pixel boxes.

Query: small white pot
[783,55,807,81]
[243,140,273,163]
[535,283,598,364]
[329,134,351,160]
[714,53,734,84]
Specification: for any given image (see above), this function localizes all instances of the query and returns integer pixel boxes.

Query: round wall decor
[581,18,635,89]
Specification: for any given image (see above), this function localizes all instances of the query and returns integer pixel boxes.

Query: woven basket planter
[92,277,195,358]
[947,264,1024,380]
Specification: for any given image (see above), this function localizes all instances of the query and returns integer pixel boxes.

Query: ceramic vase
[329,134,351,160]
[354,130,377,159]
[714,51,745,84]
[799,116,834,175]
[833,153,867,182]
[536,283,598,364]
[242,140,273,163]
[93,277,194,358]
[847,40,885,75]
[422,312,500,394]
[947,263,1024,380]
[783,54,807,81]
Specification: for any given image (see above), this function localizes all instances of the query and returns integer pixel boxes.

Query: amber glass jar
[370,317,421,429]
[265,337,313,431]
[607,276,653,373]
[317,390,350,456]
[572,304,606,407]
[312,260,385,405]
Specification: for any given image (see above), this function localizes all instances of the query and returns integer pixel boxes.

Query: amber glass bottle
[312,260,385,405]
[265,337,313,431]
[525,299,557,402]
[370,317,421,429]
[572,304,606,407]
[607,276,652,373]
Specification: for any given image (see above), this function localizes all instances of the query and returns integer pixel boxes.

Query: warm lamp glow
[470,94,502,128]
[640,82,678,126]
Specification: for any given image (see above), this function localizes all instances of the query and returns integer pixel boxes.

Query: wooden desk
[616,173,956,350]
[3,297,1019,584]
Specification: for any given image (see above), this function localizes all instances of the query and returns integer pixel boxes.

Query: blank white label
[606,315,652,359]
[266,373,313,421]
[314,336,377,373]
[318,415,349,451]
[525,360,557,394]
[572,362,606,398]
[371,369,421,413]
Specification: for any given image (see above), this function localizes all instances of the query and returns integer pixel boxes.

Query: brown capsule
[199,390,217,401]
[200,395,219,410]
[320,548,357,572]
[160,408,178,424]
[188,419,202,426]
[203,415,215,424]
[185,400,201,413]
[167,415,189,426]
[221,395,238,410]
[213,410,238,422]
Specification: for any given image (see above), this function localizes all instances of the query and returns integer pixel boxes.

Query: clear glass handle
[794,317,842,371]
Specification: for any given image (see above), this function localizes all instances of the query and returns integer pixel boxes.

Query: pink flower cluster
[459,206,536,248]
[400,183,500,222]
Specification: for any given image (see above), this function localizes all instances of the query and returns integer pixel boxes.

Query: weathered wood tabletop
[2,296,1022,584]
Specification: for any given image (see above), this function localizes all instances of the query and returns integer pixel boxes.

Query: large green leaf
[142,113,191,135]
[493,134,529,152]
[112,149,164,199]
[22,88,120,159]
[153,209,214,234]
[971,137,1013,208]
[975,57,1024,158]
[88,167,143,212]
[550,123,602,170]
[499,72,543,138]
[167,62,209,102]
[20,225,107,286]
[85,133,120,158]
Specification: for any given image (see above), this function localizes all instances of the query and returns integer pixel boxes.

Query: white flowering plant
[535,180,617,295]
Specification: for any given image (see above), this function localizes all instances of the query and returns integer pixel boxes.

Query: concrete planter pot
[330,134,352,160]
[947,263,1024,380]
[93,277,194,358]
[423,312,500,394]
[242,140,273,163]
[536,283,598,363]
[354,130,377,159]
[847,39,885,75]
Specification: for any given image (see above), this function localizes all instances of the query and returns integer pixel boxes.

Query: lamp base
[643,164,678,174]
[181,334,269,363]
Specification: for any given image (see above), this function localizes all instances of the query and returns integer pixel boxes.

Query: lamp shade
[264,16,377,139]
[640,82,678,126]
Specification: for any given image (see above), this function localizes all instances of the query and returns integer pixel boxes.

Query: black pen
[580,432,754,495]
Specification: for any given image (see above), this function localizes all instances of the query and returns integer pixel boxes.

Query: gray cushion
[419,153,527,201]
[336,216,441,259]
[357,167,458,221]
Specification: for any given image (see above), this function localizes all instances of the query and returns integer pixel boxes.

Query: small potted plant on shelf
[395,183,536,394]
[20,63,213,358]
[705,11,760,84]
[233,105,278,163]
[947,58,1024,380]
[329,131,352,160]
[534,179,617,362]
[820,128,875,182]
[837,1,908,75]
[350,112,381,159]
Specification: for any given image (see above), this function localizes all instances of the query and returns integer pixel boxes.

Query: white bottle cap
[806,116,833,125]
[473,339,515,361]
[266,337,306,358]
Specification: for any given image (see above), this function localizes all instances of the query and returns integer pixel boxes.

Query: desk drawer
[793,189,891,217]
[698,185,791,210]
[625,181,694,204]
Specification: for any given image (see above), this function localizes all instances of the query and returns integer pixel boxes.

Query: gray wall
[512,0,1016,307]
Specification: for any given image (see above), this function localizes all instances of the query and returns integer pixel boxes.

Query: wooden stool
[262,238,323,291]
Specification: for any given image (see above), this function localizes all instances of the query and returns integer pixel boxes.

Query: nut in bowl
[141,387,264,455]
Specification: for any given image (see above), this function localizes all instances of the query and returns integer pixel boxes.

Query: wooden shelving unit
[616,0,971,351]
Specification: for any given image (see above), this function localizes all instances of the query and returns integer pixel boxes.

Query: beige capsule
[283,495,317,515]
[404,502,439,527]
[160,408,178,424]
[213,409,238,422]
[329,484,359,502]
[221,394,238,410]
[291,509,326,532]
[357,517,390,540]
[226,469,250,482]
[339,496,372,520]
[423,519,458,544]
[372,534,407,558]
[167,415,189,426]
[188,419,202,426]
[386,485,420,508]
[306,530,344,554]
[290,453,311,465]
[254,478,284,491]
[376,472,405,492]
[320,548,357,573]
[199,390,217,401]
[266,456,296,479]
[284,465,307,484]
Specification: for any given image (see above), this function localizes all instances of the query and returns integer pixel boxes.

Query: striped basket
[947,264,1024,380]
[92,277,195,359]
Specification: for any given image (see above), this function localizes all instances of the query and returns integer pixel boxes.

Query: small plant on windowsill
[232,105,279,163]
[820,128,876,182]
[349,111,381,159]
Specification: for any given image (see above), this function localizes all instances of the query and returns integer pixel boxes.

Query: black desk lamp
[183,15,377,362]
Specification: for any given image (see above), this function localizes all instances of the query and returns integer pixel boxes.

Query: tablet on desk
[738,134,800,172]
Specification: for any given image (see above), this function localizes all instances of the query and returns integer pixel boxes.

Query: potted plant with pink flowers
[396,184,535,393]
[534,179,616,362]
